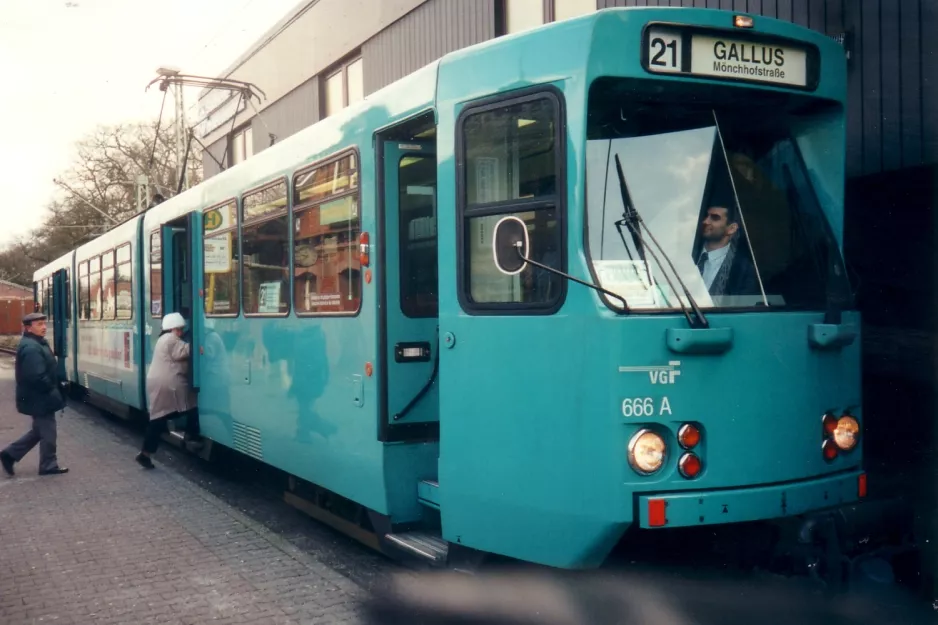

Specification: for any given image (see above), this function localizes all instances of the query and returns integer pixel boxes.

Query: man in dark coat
[695,205,759,298]
[0,312,68,476]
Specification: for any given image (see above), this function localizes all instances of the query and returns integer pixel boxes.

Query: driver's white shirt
[699,244,730,289]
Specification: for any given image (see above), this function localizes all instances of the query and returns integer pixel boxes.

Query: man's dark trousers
[4,413,58,473]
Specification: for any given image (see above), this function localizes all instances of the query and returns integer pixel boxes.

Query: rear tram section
[30,7,895,583]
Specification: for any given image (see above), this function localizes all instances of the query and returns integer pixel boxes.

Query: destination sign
[644,26,811,89]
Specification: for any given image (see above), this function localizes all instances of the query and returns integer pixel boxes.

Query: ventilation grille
[232,421,263,460]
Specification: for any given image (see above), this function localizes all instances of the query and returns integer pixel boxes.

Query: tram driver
[694,203,758,298]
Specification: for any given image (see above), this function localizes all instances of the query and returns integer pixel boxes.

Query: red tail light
[678,452,702,479]
[822,439,838,462]
[359,232,370,266]
[858,473,867,498]
[822,412,838,436]
[678,423,701,449]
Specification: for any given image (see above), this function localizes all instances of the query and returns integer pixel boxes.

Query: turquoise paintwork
[136,60,443,520]
[33,7,860,570]
[69,215,146,410]
[434,9,857,568]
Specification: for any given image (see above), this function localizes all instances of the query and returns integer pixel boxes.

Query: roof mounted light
[734,15,754,28]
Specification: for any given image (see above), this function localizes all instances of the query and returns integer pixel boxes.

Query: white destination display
[691,34,807,87]
[645,26,809,88]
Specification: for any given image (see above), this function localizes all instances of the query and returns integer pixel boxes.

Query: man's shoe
[135,453,154,469]
[0,451,14,477]
[38,467,68,475]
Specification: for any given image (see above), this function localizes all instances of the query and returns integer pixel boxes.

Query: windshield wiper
[613,154,710,330]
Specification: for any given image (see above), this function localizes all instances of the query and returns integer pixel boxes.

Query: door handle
[666,327,734,355]
[807,323,857,350]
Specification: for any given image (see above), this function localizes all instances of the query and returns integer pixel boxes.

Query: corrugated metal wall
[598,0,938,179]
[251,77,321,155]
[362,0,496,95]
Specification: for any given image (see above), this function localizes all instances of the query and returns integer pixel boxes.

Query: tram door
[159,213,202,391]
[51,269,69,381]
[381,141,440,428]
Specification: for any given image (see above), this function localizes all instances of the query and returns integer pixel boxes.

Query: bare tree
[0,119,202,285]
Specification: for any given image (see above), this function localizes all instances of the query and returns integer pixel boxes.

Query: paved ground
[0,355,383,625]
[0,349,933,625]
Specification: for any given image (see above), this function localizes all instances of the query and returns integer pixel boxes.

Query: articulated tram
[34,7,870,574]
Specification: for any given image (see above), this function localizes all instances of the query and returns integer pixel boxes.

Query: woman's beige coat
[146,331,196,420]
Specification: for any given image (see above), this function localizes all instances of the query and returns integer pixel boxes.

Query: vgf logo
[618,361,681,385]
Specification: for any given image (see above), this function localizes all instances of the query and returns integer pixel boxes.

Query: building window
[322,56,364,118]
[292,150,361,315]
[203,200,240,316]
[553,0,594,21]
[500,0,594,35]
[505,0,544,34]
[232,126,253,165]
[457,90,566,312]
[242,179,290,316]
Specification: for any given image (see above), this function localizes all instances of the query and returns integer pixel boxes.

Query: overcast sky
[0,0,299,245]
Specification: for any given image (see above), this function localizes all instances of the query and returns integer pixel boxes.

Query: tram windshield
[585,87,852,313]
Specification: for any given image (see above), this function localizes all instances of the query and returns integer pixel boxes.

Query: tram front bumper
[636,470,865,529]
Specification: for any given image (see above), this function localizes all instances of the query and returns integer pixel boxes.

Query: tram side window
[203,201,239,316]
[88,256,101,320]
[150,232,162,317]
[292,152,361,315]
[65,270,70,321]
[399,154,438,317]
[116,244,133,320]
[242,180,289,315]
[102,250,115,320]
[47,277,53,322]
[459,94,564,308]
[78,261,90,320]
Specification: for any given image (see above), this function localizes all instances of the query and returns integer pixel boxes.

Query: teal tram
[32,7,871,574]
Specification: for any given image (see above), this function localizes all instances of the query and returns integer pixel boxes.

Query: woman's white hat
[161,312,186,331]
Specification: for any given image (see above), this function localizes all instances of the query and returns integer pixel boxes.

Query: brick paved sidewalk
[0,357,368,625]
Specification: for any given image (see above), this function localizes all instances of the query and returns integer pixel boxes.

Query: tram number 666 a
[621,397,672,418]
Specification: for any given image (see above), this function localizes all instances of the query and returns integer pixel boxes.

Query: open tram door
[378,132,441,441]
[51,268,69,382]
[155,212,203,440]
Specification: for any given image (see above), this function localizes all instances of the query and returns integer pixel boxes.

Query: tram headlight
[833,415,860,451]
[627,429,666,475]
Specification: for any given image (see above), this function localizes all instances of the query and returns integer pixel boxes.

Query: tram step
[418,479,440,509]
[385,531,449,564]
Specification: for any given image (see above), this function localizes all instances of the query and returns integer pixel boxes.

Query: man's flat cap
[22,312,47,325]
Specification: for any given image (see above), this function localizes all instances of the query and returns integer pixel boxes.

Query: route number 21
[646,29,682,73]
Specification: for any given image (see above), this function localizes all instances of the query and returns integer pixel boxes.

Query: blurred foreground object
[363,568,933,625]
